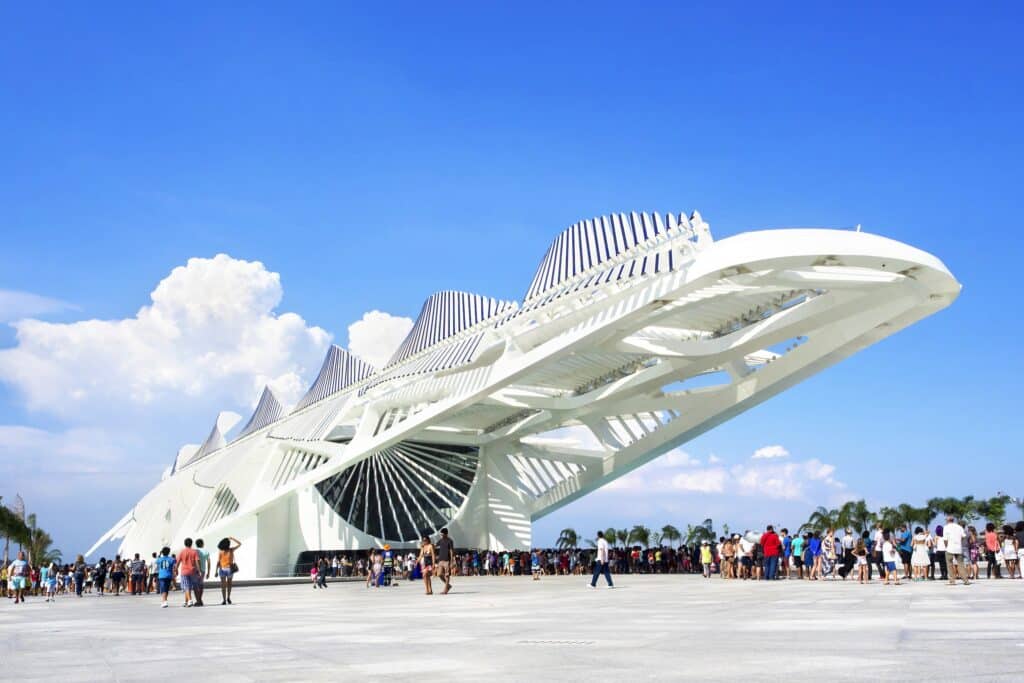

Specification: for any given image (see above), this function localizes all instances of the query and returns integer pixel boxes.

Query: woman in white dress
[1001,526,1019,580]
[911,526,931,581]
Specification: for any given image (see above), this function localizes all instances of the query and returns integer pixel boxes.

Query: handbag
[230,562,239,574]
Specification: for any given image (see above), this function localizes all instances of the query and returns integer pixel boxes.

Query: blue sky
[1,3,1021,555]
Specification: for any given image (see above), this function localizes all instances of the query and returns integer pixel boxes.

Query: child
[855,539,868,584]
[310,564,319,589]
[531,550,541,581]
[882,531,901,586]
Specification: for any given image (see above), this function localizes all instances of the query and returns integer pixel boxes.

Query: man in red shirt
[760,525,782,581]
[175,537,201,607]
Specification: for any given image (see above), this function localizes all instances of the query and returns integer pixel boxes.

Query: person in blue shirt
[809,532,823,580]
[155,546,175,608]
[781,529,792,578]
[897,525,913,580]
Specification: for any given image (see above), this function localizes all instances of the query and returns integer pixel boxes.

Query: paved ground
[2,575,1022,681]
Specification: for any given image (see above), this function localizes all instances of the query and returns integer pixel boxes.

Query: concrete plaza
[2,575,1021,681]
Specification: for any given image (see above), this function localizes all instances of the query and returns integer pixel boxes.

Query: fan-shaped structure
[315,441,479,542]
[235,386,284,440]
[386,291,516,368]
[293,345,375,412]
[96,209,960,579]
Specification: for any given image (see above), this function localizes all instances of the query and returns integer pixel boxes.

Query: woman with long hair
[911,526,930,581]
[418,534,435,595]
[216,536,241,604]
[1002,525,1019,579]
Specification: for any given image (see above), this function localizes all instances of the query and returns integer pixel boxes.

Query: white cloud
[669,468,728,493]
[0,290,76,323]
[751,444,789,459]
[0,254,331,418]
[598,446,845,502]
[346,310,414,369]
[708,454,722,464]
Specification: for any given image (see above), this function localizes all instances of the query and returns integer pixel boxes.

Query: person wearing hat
[381,545,395,587]
[699,541,713,578]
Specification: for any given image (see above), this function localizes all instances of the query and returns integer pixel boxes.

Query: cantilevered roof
[235,386,284,440]
[293,345,375,413]
[524,211,706,303]
[385,291,516,368]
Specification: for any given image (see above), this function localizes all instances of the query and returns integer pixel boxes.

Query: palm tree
[616,528,629,549]
[0,498,30,548]
[556,528,578,550]
[684,519,715,546]
[628,525,651,548]
[799,506,839,534]
[838,500,875,534]
[27,526,62,567]
[876,506,902,531]
[661,524,682,548]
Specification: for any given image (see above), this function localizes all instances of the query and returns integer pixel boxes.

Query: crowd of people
[5,520,1022,606]
[2,536,242,608]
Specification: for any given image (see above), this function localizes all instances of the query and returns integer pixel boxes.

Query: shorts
[740,557,752,568]
[531,567,540,574]
[218,567,233,579]
[179,573,199,591]
[158,578,172,594]
[793,556,804,568]
[111,572,124,582]
[885,561,897,572]
[11,576,27,590]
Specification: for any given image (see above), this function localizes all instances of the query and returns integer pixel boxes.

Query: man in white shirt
[943,516,970,585]
[589,530,614,588]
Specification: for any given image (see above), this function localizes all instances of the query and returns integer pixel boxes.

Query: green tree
[685,519,716,545]
[628,525,651,548]
[0,498,31,546]
[616,528,629,549]
[875,506,902,530]
[661,524,682,547]
[603,527,618,547]
[800,506,839,534]
[837,500,875,534]
[556,528,578,550]
[976,495,1013,527]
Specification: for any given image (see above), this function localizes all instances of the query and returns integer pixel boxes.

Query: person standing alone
[590,530,614,588]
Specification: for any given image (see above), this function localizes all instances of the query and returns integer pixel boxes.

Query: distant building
[92,211,959,577]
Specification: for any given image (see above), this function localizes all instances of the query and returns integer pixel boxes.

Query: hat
[383,544,391,550]
[733,534,741,539]
[701,540,709,544]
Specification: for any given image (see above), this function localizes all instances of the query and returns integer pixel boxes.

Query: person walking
[175,538,201,607]
[217,536,241,604]
[436,528,455,595]
[72,554,86,597]
[418,534,436,595]
[155,547,175,608]
[194,539,210,606]
[700,541,713,578]
[943,516,970,585]
[590,530,614,588]
[129,553,146,595]
[8,551,30,604]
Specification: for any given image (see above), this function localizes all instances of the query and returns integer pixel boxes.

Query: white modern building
[92,211,959,577]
